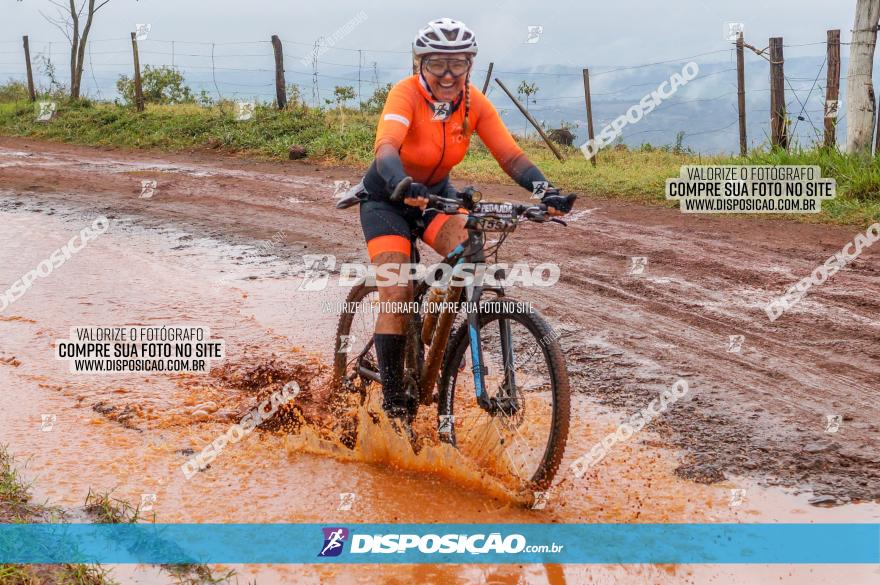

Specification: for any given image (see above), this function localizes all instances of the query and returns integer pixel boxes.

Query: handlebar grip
[389,176,413,204]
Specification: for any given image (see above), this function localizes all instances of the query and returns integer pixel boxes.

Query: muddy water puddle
[0,201,877,584]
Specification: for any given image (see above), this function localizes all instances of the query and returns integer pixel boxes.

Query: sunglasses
[423,58,471,78]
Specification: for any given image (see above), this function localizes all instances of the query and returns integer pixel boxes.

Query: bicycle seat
[335,180,367,209]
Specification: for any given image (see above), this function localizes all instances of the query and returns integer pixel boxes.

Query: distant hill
[476,55,856,154]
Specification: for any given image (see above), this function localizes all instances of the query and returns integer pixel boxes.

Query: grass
[82,488,142,524]
[55,564,115,585]
[0,563,114,585]
[0,99,374,165]
[0,96,878,225]
[80,491,231,584]
[0,445,117,585]
[730,147,880,224]
[457,139,713,204]
[0,450,226,584]
[0,564,38,585]
[0,446,34,521]
[163,564,236,585]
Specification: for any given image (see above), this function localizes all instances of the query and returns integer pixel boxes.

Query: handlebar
[388,176,566,225]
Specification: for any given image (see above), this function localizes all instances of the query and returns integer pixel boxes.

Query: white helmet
[413,18,478,57]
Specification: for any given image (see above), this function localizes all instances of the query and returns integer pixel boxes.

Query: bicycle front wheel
[437,299,570,490]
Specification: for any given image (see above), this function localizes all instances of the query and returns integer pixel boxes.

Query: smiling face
[420,52,472,101]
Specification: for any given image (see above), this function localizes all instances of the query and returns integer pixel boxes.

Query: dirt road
[1,137,878,583]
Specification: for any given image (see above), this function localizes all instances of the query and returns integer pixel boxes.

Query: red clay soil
[1,136,878,504]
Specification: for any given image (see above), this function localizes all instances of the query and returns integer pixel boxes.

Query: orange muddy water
[0,141,878,584]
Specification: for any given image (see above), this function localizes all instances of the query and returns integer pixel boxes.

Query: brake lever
[427,194,463,214]
[523,207,551,223]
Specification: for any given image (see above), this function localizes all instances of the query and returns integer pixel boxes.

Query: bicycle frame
[337,181,572,486]
[417,225,514,412]
[351,182,556,414]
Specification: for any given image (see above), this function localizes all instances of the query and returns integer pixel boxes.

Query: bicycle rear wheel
[333,283,381,397]
[332,281,426,412]
[437,299,570,489]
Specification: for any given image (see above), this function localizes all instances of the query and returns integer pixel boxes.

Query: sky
[0,0,860,153]
[2,0,857,69]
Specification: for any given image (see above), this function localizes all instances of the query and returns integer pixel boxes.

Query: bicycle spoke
[336,191,571,490]
[490,418,530,479]
[458,406,489,445]
[501,415,541,475]
[445,314,560,486]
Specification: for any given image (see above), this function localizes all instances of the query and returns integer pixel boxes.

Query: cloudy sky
[3,0,857,68]
[2,1,859,153]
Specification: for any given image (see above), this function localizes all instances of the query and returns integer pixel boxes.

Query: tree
[360,83,393,113]
[326,85,356,129]
[331,85,356,109]
[40,0,112,99]
[286,83,305,108]
[517,81,539,136]
[846,0,880,154]
[116,65,194,106]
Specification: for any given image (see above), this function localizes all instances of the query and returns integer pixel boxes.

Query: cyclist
[352,17,576,426]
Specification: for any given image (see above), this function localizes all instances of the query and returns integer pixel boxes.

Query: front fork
[460,235,517,414]
[465,282,490,410]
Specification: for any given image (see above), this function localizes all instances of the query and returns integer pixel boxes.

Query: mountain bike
[333,177,571,490]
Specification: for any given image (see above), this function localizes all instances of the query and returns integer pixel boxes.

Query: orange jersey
[374,75,539,187]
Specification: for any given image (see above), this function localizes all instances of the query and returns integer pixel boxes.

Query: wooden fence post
[130,32,144,112]
[582,68,597,166]
[824,29,841,148]
[494,78,564,161]
[481,62,494,94]
[769,37,787,149]
[736,33,747,155]
[271,35,287,109]
[875,94,880,154]
[22,35,36,102]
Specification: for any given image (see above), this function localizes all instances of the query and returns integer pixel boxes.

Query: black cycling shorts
[359,199,458,260]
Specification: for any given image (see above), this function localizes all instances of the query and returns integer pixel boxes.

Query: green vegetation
[0,560,115,585]
[0,447,226,583]
[116,65,197,106]
[162,564,236,585]
[327,85,356,108]
[0,445,116,585]
[0,79,877,224]
[0,445,35,522]
[0,80,30,103]
[83,487,142,524]
[55,564,115,585]
[360,82,393,113]
[0,564,36,585]
[81,490,231,583]
[730,147,880,224]
[0,96,377,164]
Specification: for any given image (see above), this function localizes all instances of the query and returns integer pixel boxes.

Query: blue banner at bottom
[0,524,877,564]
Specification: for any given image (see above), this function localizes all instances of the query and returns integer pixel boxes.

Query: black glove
[406,182,429,199]
[541,189,577,213]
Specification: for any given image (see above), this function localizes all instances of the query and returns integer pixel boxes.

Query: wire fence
[0,32,859,154]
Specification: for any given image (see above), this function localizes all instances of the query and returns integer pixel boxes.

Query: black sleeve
[516,163,552,194]
[375,147,408,191]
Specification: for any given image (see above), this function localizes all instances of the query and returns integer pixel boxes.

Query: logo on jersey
[318,527,349,557]
[431,101,452,121]
[531,180,550,199]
